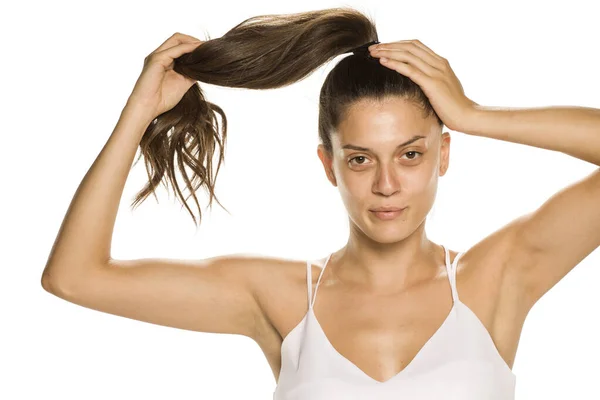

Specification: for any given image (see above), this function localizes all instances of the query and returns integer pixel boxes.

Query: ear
[317,144,337,187]
[439,132,451,176]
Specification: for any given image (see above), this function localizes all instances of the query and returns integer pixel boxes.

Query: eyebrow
[341,135,427,152]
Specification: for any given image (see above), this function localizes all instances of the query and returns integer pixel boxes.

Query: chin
[363,222,408,242]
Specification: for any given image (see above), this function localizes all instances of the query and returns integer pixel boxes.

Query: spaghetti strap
[307,253,333,309]
[275,247,516,399]
[306,260,312,310]
[442,245,465,303]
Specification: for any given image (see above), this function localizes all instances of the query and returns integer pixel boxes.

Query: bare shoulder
[249,255,328,325]
[244,255,316,376]
[454,217,536,370]
[457,215,536,311]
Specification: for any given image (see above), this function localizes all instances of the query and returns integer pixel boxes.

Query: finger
[406,41,445,62]
[378,57,427,85]
[395,40,445,63]
[150,41,204,70]
[151,32,204,55]
[374,49,439,77]
[380,41,445,71]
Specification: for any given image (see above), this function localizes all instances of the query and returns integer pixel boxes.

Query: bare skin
[42,32,598,389]
[250,97,533,384]
[253,237,531,385]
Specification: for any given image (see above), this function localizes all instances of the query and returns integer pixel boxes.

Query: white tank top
[273,245,516,399]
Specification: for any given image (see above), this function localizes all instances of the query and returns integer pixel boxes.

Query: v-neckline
[308,245,457,384]
[308,300,458,384]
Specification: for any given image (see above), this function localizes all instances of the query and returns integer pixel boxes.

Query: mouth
[370,207,404,212]
[370,208,406,220]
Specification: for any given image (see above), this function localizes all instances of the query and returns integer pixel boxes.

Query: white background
[2,0,599,399]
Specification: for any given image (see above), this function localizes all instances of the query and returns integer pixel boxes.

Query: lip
[370,208,406,220]
[370,207,404,212]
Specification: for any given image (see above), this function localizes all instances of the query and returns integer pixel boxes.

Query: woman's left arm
[370,38,600,306]
[460,105,600,306]
[461,105,600,167]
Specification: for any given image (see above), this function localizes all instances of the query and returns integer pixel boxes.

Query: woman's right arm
[41,103,153,285]
[40,33,273,340]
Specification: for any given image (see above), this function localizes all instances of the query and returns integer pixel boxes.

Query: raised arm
[41,33,270,340]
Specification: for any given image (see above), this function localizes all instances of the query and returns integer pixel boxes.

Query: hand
[127,32,205,120]
[368,39,478,132]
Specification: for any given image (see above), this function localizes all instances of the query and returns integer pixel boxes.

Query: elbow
[41,270,65,295]
[41,271,56,293]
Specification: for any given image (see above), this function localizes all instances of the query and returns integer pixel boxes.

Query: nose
[372,163,401,196]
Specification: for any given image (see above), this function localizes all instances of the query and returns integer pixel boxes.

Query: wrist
[116,103,156,136]
[458,104,485,135]
[122,100,156,126]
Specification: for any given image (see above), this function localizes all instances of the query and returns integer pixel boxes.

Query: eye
[348,151,423,166]
[403,151,423,160]
[348,155,369,166]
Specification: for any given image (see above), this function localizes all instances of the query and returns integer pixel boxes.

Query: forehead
[335,97,437,148]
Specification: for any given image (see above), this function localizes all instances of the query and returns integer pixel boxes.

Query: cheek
[405,171,438,207]
[339,168,431,193]
[407,170,435,191]
[335,174,370,212]
[337,174,373,206]
[409,170,440,212]
[337,177,365,209]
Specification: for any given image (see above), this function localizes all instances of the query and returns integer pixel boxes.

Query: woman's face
[318,96,450,242]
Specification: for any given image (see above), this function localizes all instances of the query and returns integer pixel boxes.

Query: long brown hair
[131,7,443,228]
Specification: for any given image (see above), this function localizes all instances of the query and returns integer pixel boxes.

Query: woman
[41,7,600,400]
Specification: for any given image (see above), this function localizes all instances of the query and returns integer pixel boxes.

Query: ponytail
[131,7,442,228]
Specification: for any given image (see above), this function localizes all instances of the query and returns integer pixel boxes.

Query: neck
[332,223,444,292]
